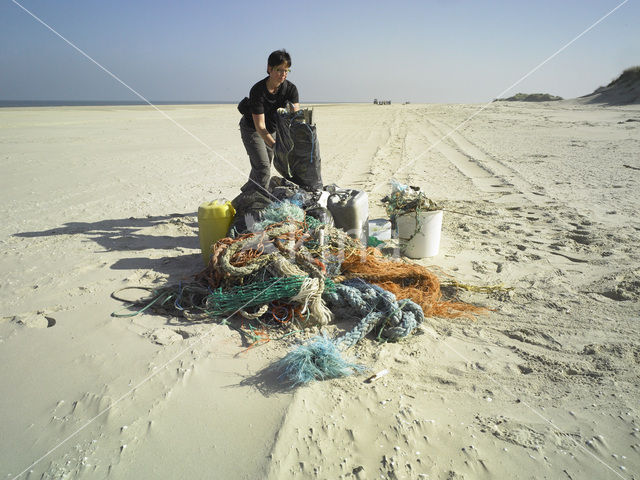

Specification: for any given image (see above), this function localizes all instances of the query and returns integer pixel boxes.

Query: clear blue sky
[1,0,638,103]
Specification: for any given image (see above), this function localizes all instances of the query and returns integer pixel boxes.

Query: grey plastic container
[327,189,369,244]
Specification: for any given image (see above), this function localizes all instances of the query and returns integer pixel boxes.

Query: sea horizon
[0,99,361,108]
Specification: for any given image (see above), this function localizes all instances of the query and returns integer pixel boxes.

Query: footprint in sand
[503,328,562,351]
[584,269,640,301]
[460,444,489,474]
[147,327,189,345]
[11,312,56,328]
[567,228,598,246]
[478,416,546,450]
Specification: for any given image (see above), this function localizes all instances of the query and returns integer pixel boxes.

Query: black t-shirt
[243,78,299,133]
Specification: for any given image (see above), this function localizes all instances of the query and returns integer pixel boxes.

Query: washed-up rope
[289,276,332,326]
[197,232,268,288]
[265,254,332,326]
[204,276,334,317]
[275,279,424,386]
[325,279,425,348]
[252,200,305,231]
[111,283,209,318]
[208,208,333,325]
[340,247,486,319]
[273,237,326,279]
[217,231,282,278]
[111,276,335,320]
[238,304,270,319]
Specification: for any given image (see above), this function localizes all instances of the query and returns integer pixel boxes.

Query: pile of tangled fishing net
[113,200,485,386]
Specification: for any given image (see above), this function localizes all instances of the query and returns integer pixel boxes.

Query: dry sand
[1,101,639,479]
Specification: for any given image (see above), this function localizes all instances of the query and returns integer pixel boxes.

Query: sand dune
[1,102,639,479]
[578,66,640,106]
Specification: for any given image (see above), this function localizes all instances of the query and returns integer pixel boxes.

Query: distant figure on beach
[239,49,299,193]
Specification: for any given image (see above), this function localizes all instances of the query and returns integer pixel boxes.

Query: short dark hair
[268,49,291,68]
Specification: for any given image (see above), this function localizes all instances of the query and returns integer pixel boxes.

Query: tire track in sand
[415,112,545,205]
[360,108,409,192]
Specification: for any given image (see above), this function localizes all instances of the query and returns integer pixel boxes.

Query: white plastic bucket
[397,210,443,258]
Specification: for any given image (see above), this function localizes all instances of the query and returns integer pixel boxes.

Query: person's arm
[252,113,276,148]
[292,103,300,112]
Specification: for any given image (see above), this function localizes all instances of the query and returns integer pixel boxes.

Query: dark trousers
[239,117,276,193]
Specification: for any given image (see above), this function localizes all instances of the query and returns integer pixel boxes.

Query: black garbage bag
[274,109,323,191]
[228,189,272,236]
[229,176,332,237]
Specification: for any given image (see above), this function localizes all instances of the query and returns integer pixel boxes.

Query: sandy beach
[1,101,639,479]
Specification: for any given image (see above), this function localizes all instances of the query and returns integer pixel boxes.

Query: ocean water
[0,100,236,108]
[0,100,347,108]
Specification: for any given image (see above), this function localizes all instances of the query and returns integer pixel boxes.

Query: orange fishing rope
[341,247,486,319]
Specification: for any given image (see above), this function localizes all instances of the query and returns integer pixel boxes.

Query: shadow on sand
[14,212,203,280]
[236,360,297,396]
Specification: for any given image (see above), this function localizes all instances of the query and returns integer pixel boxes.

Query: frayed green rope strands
[205,276,334,316]
[112,276,335,318]
[252,200,306,231]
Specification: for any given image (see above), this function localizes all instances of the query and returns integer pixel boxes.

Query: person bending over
[239,49,300,193]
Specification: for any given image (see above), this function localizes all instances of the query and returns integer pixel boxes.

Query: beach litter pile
[113,178,485,386]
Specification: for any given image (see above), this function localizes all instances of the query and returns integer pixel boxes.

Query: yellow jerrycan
[197,200,235,265]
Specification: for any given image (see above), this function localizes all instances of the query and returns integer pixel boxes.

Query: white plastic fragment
[366,369,389,383]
